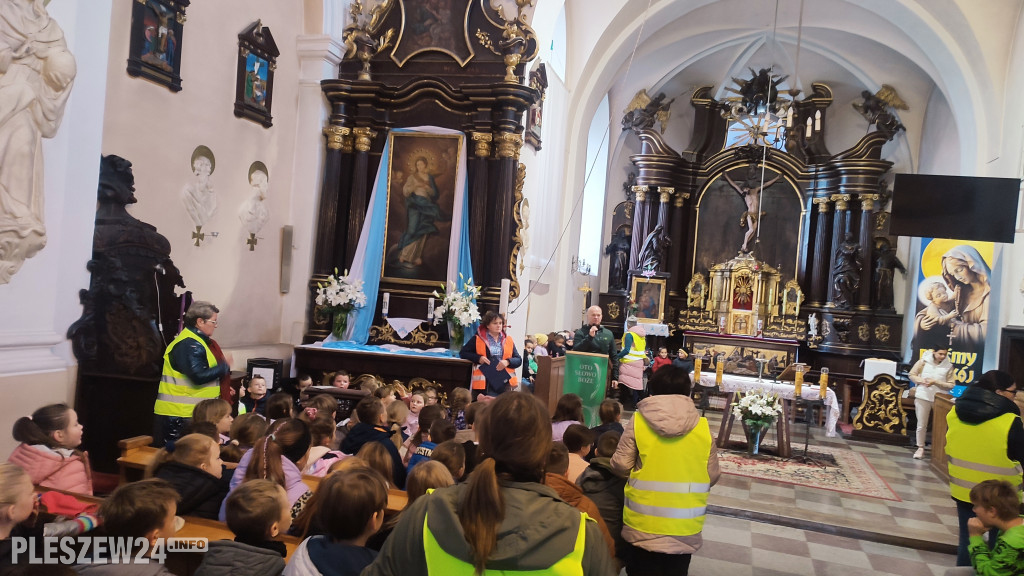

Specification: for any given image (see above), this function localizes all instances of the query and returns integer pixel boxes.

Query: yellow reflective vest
[946,409,1024,502]
[620,332,646,364]
[422,510,587,575]
[623,411,711,536]
[154,329,221,418]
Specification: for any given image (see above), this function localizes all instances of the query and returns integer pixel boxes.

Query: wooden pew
[302,474,408,513]
[117,435,158,484]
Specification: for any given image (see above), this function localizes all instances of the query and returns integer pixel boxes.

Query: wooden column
[629,186,650,270]
[856,194,879,309]
[657,187,672,229]
[345,127,377,267]
[492,132,522,287]
[827,194,851,305]
[809,197,831,306]
[468,132,492,283]
[668,191,690,294]
[313,125,349,274]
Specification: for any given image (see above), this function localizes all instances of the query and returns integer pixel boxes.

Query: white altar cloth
[699,372,840,437]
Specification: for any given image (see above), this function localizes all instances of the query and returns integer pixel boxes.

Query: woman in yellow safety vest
[611,365,720,576]
[362,392,615,576]
[615,324,647,408]
[946,369,1024,566]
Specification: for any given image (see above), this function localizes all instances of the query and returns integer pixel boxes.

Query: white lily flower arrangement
[732,389,783,428]
[432,275,481,328]
[315,268,367,314]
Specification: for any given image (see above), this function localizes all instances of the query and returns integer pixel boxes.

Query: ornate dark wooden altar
[600,80,908,380]
[303,0,542,346]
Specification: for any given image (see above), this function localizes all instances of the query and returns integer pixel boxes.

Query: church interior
[4,0,1024,573]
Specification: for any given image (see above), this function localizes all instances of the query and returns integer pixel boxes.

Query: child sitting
[429,440,466,482]
[561,424,594,483]
[195,479,290,576]
[8,403,92,495]
[239,376,269,416]
[578,431,627,563]
[339,397,405,489]
[551,393,584,443]
[404,392,426,439]
[407,419,455,476]
[147,433,228,520]
[587,399,624,459]
[330,370,351,389]
[221,419,313,522]
[221,412,269,464]
[303,417,341,476]
[356,442,395,490]
[402,404,443,467]
[955,479,1024,576]
[285,468,388,576]
[266,392,296,423]
[193,399,233,444]
[385,400,409,453]
[1,463,40,567]
[82,479,179,571]
[448,387,472,431]
[544,443,616,558]
[454,402,484,476]
[652,347,672,373]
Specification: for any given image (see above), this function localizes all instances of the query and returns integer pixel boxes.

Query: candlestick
[715,356,724,385]
[694,357,702,383]
[819,367,829,399]
[499,279,510,316]
[427,297,435,321]
[382,292,390,317]
[805,117,812,138]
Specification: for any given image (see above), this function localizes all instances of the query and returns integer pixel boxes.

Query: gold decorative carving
[874,324,891,342]
[507,163,526,299]
[875,211,890,231]
[369,323,439,346]
[494,132,522,158]
[625,201,634,219]
[673,192,691,208]
[471,132,493,157]
[659,187,674,203]
[830,194,852,210]
[353,127,377,152]
[812,197,831,213]
[607,302,620,319]
[632,185,649,202]
[852,374,907,435]
[857,323,870,342]
[176,13,186,25]
[859,193,880,211]
[323,126,352,151]
[343,0,396,81]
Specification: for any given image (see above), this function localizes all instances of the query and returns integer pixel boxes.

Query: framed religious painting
[525,63,548,150]
[382,132,463,285]
[126,0,189,92]
[631,276,666,322]
[234,21,280,128]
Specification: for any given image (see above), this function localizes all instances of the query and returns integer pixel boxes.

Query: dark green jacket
[573,325,619,381]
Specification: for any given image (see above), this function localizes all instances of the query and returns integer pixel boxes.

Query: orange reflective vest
[471,334,519,391]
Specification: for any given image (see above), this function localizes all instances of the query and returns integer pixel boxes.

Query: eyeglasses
[204,319,218,326]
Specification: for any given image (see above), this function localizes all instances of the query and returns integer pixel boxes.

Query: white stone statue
[0,0,76,284]
[239,161,269,236]
[808,312,819,338]
[182,146,216,228]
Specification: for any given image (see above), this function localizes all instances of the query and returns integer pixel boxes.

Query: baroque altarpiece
[601,76,908,376]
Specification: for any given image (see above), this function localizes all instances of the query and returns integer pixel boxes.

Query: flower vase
[744,421,770,456]
[332,310,349,340]
[448,322,464,357]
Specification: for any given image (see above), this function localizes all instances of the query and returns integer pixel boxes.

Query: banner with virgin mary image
[911,238,994,384]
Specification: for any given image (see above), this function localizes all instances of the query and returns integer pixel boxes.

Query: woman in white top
[908,349,955,459]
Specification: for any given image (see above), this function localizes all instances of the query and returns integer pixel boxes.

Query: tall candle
[819,367,829,399]
[794,367,803,396]
[499,279,510,316]
[715,357,724,385]
[805,117,813,138]
[786,106,794,128]
[814,110,822,131]
[427,297,435,321]
[694,357,702,383]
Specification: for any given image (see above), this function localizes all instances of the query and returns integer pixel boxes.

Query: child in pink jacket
[8,403,93,495]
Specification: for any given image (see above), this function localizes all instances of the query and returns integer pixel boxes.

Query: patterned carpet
[717,445,902,501]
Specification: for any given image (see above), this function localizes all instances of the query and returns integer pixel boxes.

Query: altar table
[698,372,840,458]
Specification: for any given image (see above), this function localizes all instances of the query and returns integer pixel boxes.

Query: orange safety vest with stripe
[946,409,1024,502]
[471,334,519,391]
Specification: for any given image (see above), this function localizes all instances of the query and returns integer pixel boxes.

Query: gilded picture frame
[631,276,666,322]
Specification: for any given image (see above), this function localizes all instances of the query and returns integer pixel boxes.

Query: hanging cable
[510,0,655,314]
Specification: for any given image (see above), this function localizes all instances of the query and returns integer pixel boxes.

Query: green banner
[563,351,609,427]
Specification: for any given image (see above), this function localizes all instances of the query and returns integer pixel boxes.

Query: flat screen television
[890,174,1020,243]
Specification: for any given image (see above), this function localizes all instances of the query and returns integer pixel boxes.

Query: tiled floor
[621,406,962,574]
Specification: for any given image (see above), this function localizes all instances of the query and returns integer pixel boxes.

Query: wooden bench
[117,435,159,484]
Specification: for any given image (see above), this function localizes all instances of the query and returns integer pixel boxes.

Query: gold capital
[659,187,675,203]
[812,197,831,213]
[471,132,493,157]
[323,126,352,151]
[632,185,649,203]
[494,132,522,158]
[353,127,377,152]
[830,194,852,211]
[859,193,880,211]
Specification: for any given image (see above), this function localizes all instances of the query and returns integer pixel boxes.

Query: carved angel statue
[343,0,395,79]
[638,224,671,273]
[852,84,908,124]
[622,89,674,134]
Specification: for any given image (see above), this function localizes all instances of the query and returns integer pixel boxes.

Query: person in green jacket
[952,479,1024,576]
